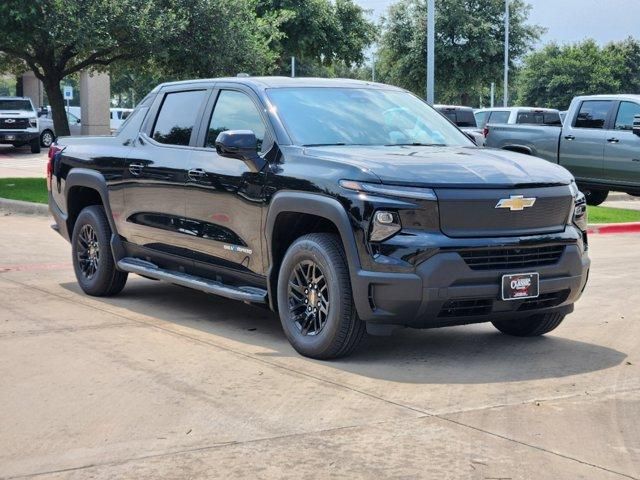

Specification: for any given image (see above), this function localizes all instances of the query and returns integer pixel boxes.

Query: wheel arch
[502,145,533,155]
[65,169,118,238]
[265,192,362,313]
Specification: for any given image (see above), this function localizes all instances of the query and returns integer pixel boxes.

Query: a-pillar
[80,70,111,135]
[20,71,44,108]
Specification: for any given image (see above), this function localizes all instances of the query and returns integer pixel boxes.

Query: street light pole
[503,0,510,107]
[426,0,435,104]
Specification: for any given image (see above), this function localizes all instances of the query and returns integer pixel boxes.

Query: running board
[117,257,267,304]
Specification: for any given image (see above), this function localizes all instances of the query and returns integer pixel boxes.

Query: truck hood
[302,145,573,188]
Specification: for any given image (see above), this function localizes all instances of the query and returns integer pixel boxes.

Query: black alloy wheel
[287,260,330,336]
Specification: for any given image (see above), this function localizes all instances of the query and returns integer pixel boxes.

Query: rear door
[182,87,270,286]
[559,100,615,181]
[603,100,640,185]
[120,87,209,267]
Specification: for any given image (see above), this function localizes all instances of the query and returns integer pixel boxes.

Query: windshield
[267,87,472,147]
[0,99,33,111]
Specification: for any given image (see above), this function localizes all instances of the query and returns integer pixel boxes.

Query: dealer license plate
[501,272,539,301]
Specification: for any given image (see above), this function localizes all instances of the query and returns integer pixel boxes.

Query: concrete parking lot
[0,213,638,479]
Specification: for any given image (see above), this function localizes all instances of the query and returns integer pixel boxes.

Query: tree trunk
[43,78,70,137]
[460,92,470,106]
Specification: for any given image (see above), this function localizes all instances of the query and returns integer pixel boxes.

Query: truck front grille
[0,118,30,130]
[435,186,573,238]
[459,245,565,271]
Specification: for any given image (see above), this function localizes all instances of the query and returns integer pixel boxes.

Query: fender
[64,168,126,262]
[65,168,118,235]
[264,191,363,311]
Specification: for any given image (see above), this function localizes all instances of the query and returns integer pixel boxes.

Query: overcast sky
[356,0,640,46]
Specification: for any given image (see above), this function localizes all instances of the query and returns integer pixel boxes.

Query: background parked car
[0,96,40,153]
[110,108,132,132]
[475,107,563,131]
[39,110,81,147]
[434,104,485,146]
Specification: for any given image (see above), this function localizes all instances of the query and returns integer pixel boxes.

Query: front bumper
[0,130,39,144]
[351,232,590,328]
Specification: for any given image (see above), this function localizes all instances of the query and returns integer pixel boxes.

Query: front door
[560,100,614,182]
[183,88,270,287]
[603,101,640,186]
[121,88,208,267]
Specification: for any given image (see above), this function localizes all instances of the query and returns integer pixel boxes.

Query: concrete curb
[587,222,640,235]
[0,197,49,217]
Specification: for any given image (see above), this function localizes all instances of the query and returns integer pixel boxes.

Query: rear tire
[71,205,128,296]
[30,138,41,154]
[582,188,608,206]
[492,312,566,337]
[277,233,365,359]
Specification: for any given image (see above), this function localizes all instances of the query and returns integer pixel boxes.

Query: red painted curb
[587,222,640,235]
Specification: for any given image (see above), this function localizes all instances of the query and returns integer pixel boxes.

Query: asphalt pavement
[0,213,638,479]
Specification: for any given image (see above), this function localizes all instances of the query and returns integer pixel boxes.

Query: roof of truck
[153,76,403,92]
[573,94,640,102]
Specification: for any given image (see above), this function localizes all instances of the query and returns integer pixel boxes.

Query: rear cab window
[573,101,614,129]
[151,90,208,146]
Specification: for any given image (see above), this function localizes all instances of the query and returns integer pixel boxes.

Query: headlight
[340,180,437,201]
[573,191,588,231]
[29,117,37,128]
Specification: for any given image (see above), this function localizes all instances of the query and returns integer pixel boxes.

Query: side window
[206,90,266,150]
[474,111,489,128]
[574,101,613,129]
[614,102,640,131]
[489,111,510,124]
[152,90,207,146]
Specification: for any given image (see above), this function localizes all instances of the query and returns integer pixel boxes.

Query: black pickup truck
[48,77,590,359]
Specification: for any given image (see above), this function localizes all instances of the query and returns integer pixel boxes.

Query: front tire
[71,205,128,296]
[492,312,566,337]
[277,233,365,359]
[40,130,54,148]
[30,138,41,154]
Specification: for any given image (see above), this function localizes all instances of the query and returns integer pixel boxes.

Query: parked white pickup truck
[484,95,640,205]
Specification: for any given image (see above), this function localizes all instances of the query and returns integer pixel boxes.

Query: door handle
[606,137,620,143]
[564,135,575,141]
[188,168,206,181]
[129,163,144,176]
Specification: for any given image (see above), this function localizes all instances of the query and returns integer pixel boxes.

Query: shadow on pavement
[60,278,627,385]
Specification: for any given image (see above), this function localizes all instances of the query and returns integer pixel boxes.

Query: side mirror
[633,114,640,137]
[215,130,266,172]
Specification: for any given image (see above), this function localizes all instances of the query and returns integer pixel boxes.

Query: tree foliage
[256,0,377,76]
[517,38,640,109]
[377,0,542,105]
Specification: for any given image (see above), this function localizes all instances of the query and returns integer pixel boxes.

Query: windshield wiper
[385,142,446,147]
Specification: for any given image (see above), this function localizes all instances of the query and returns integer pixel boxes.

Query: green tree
[377,0,542,105]
[516,38,640,109]
[0,0,180,136]
[257,0,377,76]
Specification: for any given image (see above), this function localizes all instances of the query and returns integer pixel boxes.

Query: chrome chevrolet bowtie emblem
[495,195,536,211]
[5,119,15,123]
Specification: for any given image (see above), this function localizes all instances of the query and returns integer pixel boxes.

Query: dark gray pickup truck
[485,95,640,205]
